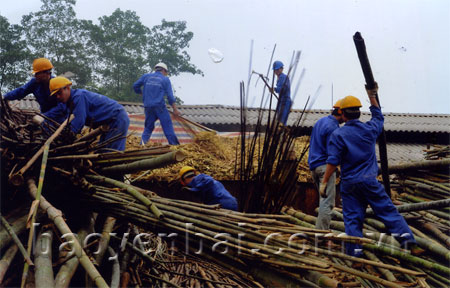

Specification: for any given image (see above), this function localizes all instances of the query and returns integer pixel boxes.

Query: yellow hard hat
[333,99,342,109]
[179,166,195,179]
[32,58,53,74]
[340,95,362,109]
[49,77,72,96]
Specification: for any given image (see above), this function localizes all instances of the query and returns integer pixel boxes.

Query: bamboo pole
[100,151,186,174]
[333,262,403,288]
[10,114,74,186]
[363,243,450,276]
[34,228,54,288]
[0,216,33,265]
[363,250,396,282]
[366,198,450,214]
[419,222,450,248]
[95,216,116,266]
[27,179,108,288]
[0,244,18,283]
[0,214,28,251]
[22,143,51,288]
[387,159,450,174]
[86,175,163,219]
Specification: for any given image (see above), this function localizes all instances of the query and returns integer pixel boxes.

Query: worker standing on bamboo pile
[320,85,424,257]
[45,76,129,151]
[270,60,291,126]
[308,100,343,232]
[179,166,238,211]
[2,58,61,118]
[133,62,180,145]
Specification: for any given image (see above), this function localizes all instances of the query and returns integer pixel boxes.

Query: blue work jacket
[188,174,237,210]
[308,115,340,170]
[45,89,125,134]
[275,73,291,104]
[3,77,57,113]
[133,71,175,107]
[327,106,384,184]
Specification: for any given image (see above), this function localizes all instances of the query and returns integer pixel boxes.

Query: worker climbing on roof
[319,84,424,257]
[271,60,291,126]
[308,100,344,232]
[3,58,58,113]
[179,166,238,211]
[44,76,129,152]
[133,62,180,145]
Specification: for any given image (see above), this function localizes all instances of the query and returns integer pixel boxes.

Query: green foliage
[20,0,93,87]
[148,19,203,77]
[0,16,31,93]
[1,0,202,103]
[90,9,149,101]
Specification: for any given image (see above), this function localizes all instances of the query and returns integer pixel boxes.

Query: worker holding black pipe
[319,85,424,257]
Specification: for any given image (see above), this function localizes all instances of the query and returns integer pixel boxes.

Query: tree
[147,19,203,77]
[0,16,31,94]
[89,9,149,102]
[20,0,93,87]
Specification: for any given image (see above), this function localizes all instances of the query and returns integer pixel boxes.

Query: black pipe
[353,31,391,197]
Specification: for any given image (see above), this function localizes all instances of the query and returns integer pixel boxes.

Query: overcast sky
[1,0,449,114]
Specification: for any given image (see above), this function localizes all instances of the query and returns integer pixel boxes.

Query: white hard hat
[154,62,168,71]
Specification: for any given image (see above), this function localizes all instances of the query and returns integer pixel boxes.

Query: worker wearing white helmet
[133,62,180,145]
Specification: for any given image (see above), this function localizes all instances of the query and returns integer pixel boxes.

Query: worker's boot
[410,244,425,256]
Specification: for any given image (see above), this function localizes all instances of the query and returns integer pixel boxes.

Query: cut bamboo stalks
[34,228,54,288]
[27,179,108,288]
[387,159,450,173]
[0,216,33,265]
[0,214,28,251]
[100,151,186,174]
[0,244,18,284]
[95,216,117,266]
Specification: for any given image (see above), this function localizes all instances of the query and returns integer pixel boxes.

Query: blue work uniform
[45,89,129,151]
[3,77,57,113]
[187,174,238,211]
[308,115,340,230]
[327,106,415,256]
[274,73,291,125]
[133,71,179,145]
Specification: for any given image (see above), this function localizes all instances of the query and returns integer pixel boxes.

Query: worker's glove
[319,182,327,198]
[181,186,194,192]
[32,115,45,125]
[365,82,378,98]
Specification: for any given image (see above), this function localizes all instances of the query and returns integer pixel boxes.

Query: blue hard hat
[273,60,284,70]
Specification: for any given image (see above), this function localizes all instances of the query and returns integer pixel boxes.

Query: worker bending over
[272,60,291,126]
[133,62,180,145]
[179,166,238,211]
[308,100,343,230]
[45,77,129,151]
[3,58,58,113]
[320,85,423,257]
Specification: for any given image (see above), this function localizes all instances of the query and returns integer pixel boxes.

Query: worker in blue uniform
[320,85,424,257]
[3,58,57,113]
[308,100,344,230]
[272,60,291,126]
[133,62,180,145]
[179,166,238,211]
[45,77,129,151]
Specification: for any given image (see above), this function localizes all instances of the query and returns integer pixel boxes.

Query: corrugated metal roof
[377,143,426,165]
[9,97,450,134]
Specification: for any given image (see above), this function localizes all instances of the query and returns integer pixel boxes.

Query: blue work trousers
[312,165,336,230]
[99,109,129,152]
[142,106,179,145]
[277,100,292,126]
[341,179,416,257]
